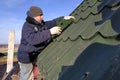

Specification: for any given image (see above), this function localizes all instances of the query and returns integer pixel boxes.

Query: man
[17,6,75,80]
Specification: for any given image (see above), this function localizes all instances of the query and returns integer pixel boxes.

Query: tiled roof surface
[37,0,120,80]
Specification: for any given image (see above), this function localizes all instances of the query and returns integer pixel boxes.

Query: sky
[0,0,83,44]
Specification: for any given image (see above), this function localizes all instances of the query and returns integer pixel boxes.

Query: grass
[2,52,17,56]
[0,47,18,65]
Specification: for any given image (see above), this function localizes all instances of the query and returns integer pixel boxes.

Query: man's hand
[64,16,75,20]
[50,26,62,35]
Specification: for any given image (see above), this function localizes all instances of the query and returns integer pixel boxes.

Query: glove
[50,26,62,35]
[64,16,75,20]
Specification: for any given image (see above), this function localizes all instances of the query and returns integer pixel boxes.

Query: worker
[17,6,75,80]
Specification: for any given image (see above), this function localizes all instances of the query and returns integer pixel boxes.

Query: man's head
[29,6,44,23]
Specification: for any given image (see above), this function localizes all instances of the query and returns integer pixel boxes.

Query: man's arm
[23,23,51,45]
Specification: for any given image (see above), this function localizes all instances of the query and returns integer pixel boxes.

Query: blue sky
[0,0,83,44]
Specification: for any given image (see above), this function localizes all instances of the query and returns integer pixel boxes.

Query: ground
[0,45,19,80]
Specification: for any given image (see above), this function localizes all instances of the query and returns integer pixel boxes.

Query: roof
[37,0,120,80]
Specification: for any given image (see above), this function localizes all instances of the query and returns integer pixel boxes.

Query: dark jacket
[17,13,59,63]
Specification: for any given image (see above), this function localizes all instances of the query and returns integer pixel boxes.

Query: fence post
[6,30,15,73]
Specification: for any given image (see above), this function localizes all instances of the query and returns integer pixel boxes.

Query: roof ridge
[72,1,120,23]
[79,0,99,12]
[70,0,99,15]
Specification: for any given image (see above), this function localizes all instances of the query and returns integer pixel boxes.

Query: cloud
[0,29,21,44]
[0,17,23,44]
[0,0,27,8]
[0,29,9,44]
[0,17,23,30]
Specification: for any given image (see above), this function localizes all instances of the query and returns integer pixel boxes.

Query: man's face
[38,15,44,23]
[34,15,43,23]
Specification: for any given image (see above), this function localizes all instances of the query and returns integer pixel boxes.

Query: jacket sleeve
[44,19,56,29]
[44,17,64,29]
[22,23,51,45]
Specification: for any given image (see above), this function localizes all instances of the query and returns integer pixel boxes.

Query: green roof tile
[99,20,119,37]
[36,0,120,80]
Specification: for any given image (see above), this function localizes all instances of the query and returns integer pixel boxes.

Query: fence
[2,30,15,80]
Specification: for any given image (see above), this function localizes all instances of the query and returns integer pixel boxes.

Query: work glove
[64,16,75,20]
[50,26,62,35]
